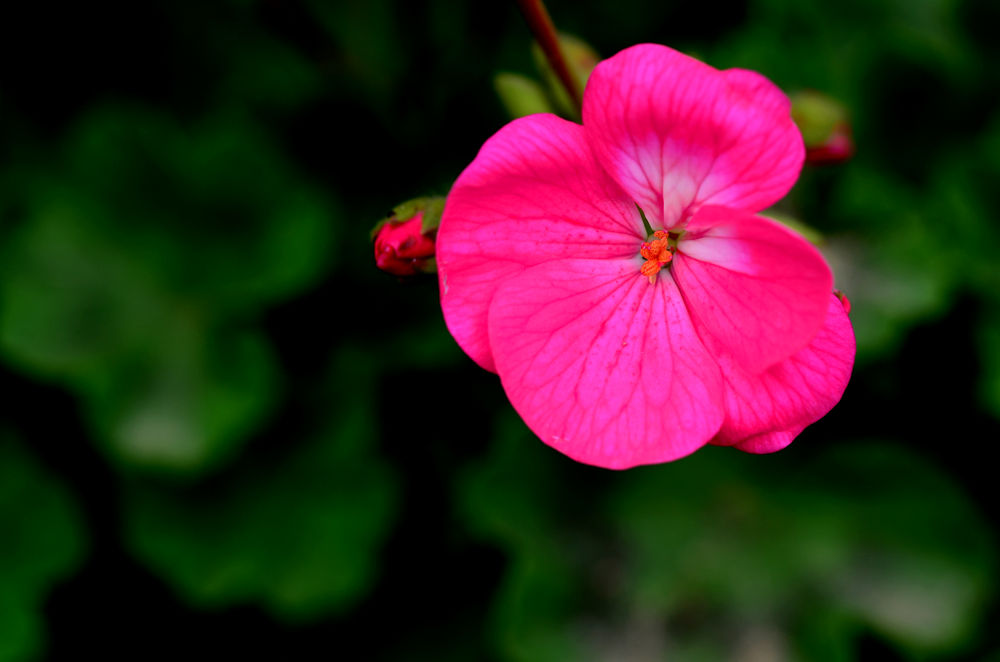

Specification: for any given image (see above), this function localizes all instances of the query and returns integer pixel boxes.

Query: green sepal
[370,196,446,241]
[790,90,850,147]
[418,197,445,235]
[530,33,599,121]
[494,72,556,119]
[637,204,654,237]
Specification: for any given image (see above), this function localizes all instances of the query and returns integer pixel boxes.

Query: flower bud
[805,123,854,165]
[790,91,855,166]
[372,197,444,276]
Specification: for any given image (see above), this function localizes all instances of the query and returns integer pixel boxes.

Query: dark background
[1,0,998,659]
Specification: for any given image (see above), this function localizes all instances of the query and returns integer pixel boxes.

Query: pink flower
[374,213,436,276]
[436,44,854,468]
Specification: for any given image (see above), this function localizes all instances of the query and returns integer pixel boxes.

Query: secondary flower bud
[374,215,435,276]
[372,197,444,276]
[805,122,854,165]
[790,90,855,166]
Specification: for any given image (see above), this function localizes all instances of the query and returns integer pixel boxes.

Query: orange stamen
[640,230,673,283]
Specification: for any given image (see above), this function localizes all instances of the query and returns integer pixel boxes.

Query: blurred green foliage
[0,106,334,472]
[0,0,997,659]
[0,434,86,662]
[123,348,397,621]
[461,413,996,661]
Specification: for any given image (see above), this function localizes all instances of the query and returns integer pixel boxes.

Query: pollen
[640,230,673,283]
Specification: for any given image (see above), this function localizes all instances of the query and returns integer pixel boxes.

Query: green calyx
[370,196,446,240]
[790,90,850,147]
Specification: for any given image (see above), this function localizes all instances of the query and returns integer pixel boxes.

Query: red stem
[514,0,581,114]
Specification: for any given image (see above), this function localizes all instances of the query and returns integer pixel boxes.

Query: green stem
[514,0,582,115]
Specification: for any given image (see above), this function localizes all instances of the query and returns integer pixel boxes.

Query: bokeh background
[1,0,999,659]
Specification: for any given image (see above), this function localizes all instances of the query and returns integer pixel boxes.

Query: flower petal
[732,429,800,454]
[711,294,855,451]
[487,258,724,469]
[721,67,795,120]
[437,114,642,372]
[583,44,804,228]
[672,206,833,373]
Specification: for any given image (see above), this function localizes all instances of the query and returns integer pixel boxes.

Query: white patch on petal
[678,227,760,275]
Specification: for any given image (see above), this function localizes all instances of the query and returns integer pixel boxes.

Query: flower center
[640,231,674,283]
[635,204,685,283]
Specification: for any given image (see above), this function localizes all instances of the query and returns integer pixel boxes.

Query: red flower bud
[790,90,855,166]
[374,213,436,276]
[806,122,855,166]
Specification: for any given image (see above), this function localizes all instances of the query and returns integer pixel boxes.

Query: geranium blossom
[436,44,854,469]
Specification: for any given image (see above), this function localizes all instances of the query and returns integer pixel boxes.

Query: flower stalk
[514,0,582,115]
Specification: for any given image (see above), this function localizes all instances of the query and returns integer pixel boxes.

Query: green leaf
[85,325,279,473]
[457,412,610,662]
[61,107,336,310]
[0,434,87,662]
[825,166,954,360]
[0,105,336,473]
[978,304,1000,419]
[123,348,398,620]
[458,429,996,662]
[0,201,280,474]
